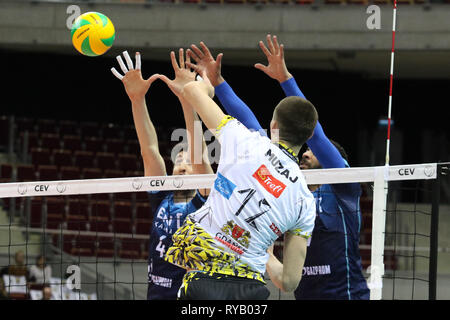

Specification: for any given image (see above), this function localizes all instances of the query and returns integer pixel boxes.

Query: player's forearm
[215,81,265,135]
[182,82,225,132]
[280,77,306,99]
[180,98,213,175]
[131,97,159,154]
[266,253,290,293]
[130,97,166,177]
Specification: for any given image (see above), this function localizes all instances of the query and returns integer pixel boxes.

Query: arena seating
[0,115,393,271]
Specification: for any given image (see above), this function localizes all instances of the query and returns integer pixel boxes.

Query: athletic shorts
[178,271,270,300]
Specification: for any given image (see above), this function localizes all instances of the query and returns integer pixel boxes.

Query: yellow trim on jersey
[288,228,312,239]
[215,115,235,137]
[165,217,265,283]
[278,141,298,159]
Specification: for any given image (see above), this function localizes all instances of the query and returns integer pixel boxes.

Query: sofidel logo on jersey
[252,165,286,198]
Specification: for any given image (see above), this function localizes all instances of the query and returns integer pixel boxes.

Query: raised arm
[256,35,346,169]
[186,42,265,134]
[158,49,213,196]
[111,51,166,176]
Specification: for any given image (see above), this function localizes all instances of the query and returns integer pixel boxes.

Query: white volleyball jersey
[165,117,316,281]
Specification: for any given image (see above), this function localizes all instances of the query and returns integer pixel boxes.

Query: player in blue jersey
[111,50,213,300]
[186,36,370,300]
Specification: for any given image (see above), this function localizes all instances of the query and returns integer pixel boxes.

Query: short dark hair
[274,96,318,147]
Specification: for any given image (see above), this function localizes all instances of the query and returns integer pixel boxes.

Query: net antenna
[369,0,399,300]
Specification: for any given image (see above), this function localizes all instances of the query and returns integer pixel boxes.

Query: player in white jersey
[158,62,318,299]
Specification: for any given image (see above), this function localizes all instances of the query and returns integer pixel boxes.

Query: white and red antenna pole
[385,0,398,166]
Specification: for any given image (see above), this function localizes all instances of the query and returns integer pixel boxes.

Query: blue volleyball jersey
[294,182,370,300]
[147,190,206,300]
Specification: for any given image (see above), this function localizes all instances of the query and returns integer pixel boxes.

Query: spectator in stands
[0,250,30,279]
[0,277,8,300]
[29,255,52,284]
[41,285,53,300]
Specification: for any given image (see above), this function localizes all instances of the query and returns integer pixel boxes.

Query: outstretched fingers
[259,40,271,58]
[199,42,213,58]
[266,34,276,55]
[170,51,180,71]
[135,52,141,70]
[111,67,123,80]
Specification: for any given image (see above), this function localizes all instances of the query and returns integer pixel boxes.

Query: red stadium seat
[103,169,125,178]
[96,152,117,171]
[124,139,140,155]
[105,138,125,154]
[74,150,95,168]
[136,220,152,235]
[65,220,89,232]
[117,153,139,172]
[37,164,59,181]
[30,198,44,228]
[140,240,149,260]
[125,170,144,178]
[103,124,123,140]
[36,119,57,134]
[135,191,150,203]
[72,235,96,256]
[96,237,116,257]
[19,132,40,153]
[0,115,9,148]
[31,147,51,166]
[90,200,111,222]
[40,133,61,151]
[16,117,36,133]
[67,199,89,221]
[88,220,111,233]
[59,120,79,136]
[82,168,103,180]
[0,164,13,183]
[84,137,104,153]
[62,135,82,151]
[113,192,134,202]
[136,202,152,221]
[45,197,66,229]
[295,0,314,4]
[113,201,133,220]
[52,149,72,168]
[113,219,134,234]
[60,166,81,180]
[16,164,36,182]
[119,238,142,259]
[122,125,137,140]
[80,121,102,138]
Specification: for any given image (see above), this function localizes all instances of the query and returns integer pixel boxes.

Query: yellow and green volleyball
[71,12,115,57]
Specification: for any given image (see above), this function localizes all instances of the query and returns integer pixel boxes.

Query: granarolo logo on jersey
[252,164,286,198]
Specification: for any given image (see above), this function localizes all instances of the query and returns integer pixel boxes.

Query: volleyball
[71,12,115,57]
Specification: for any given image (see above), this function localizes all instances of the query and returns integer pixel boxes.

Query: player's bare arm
[255,34,293,84]
[161,49,213,196]
[266,233,307,293]
[111,51,166,177]
[159,62,224,132]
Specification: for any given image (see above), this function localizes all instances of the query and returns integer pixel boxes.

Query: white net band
[0,163,438,199]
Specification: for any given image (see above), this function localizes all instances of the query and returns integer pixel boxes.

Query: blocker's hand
[186,42,224,87]
[158,49,197,99]
[111,51,159,102]
[255,34,293,83]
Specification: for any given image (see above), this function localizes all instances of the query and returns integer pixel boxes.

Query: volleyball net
[0,162,448,300]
